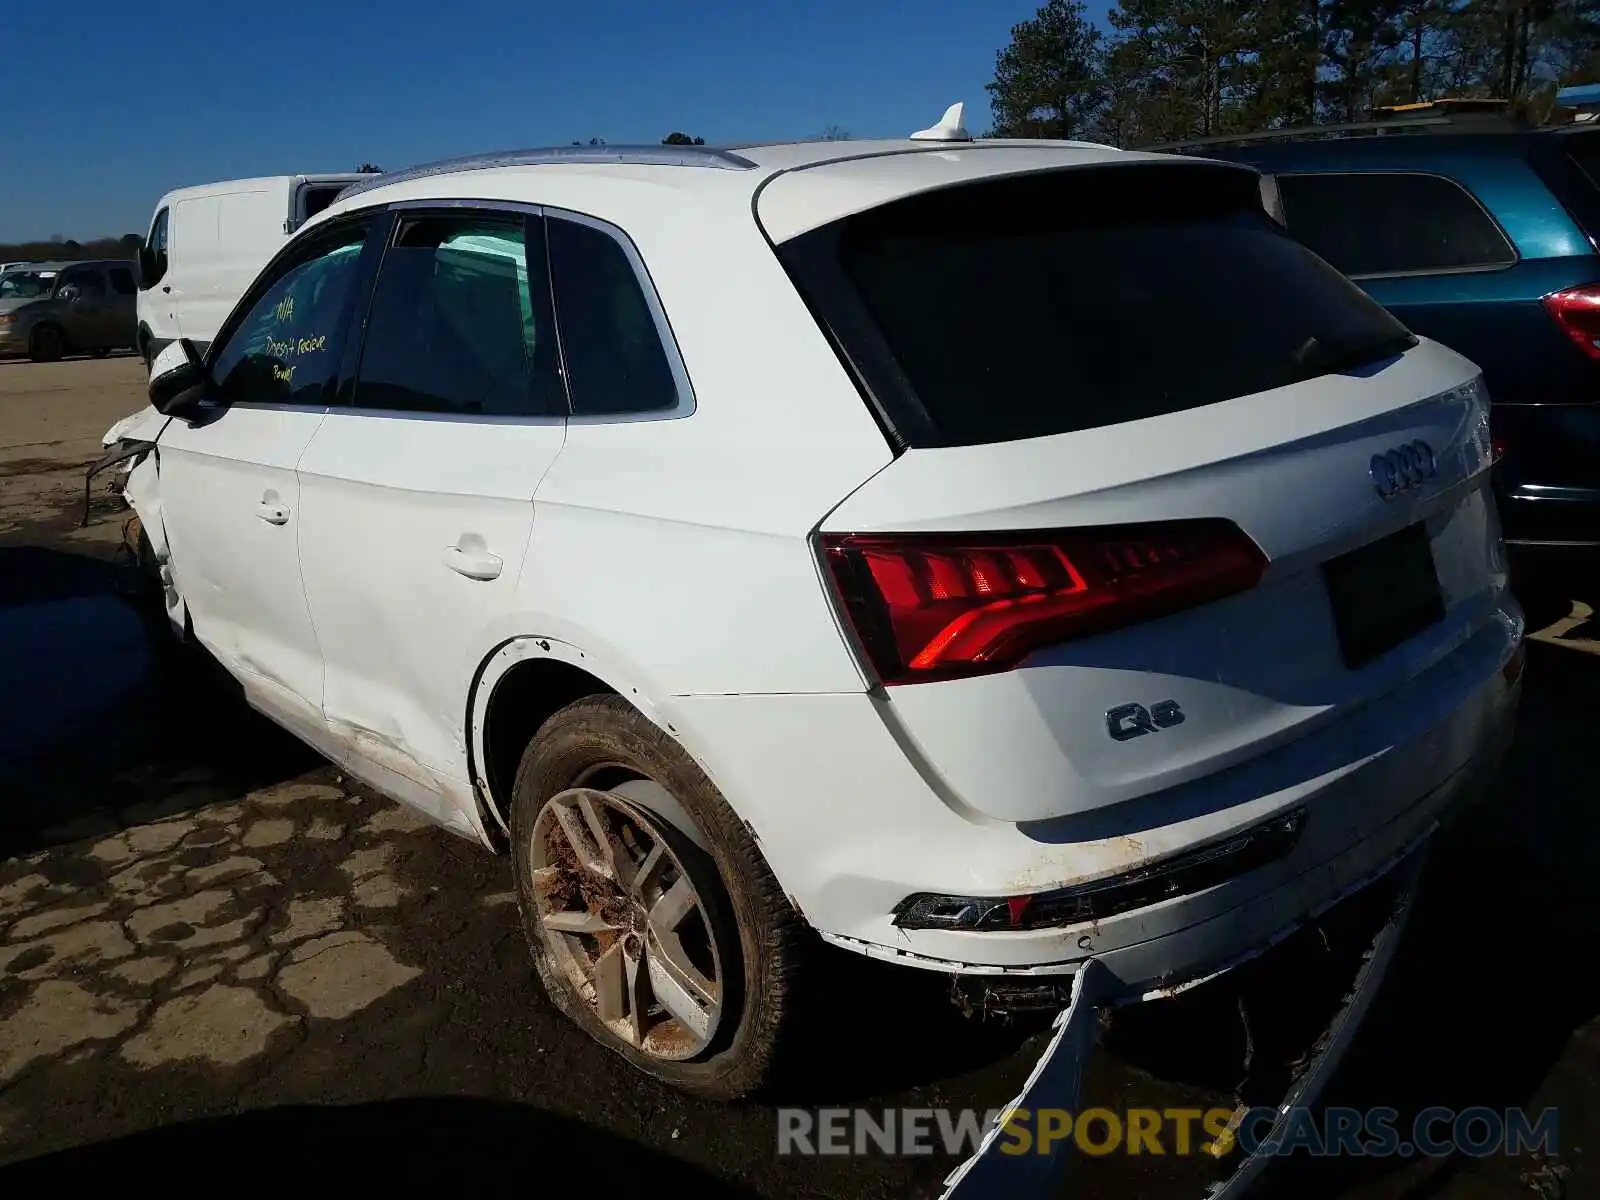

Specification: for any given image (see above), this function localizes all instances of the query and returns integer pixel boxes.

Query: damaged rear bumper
[940,848,1426,1199]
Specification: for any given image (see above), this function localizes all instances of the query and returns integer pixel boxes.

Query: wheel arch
[29,320,68,354]
[468,635,685,847]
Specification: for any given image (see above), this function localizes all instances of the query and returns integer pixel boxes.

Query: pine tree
[986,0,1109,138]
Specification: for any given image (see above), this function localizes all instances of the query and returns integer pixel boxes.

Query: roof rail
[1147,102,1543,152]
[335,143,759,201]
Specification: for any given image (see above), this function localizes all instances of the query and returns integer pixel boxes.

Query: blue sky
[2,0,1113,242]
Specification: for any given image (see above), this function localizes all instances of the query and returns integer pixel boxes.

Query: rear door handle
[254,501,290,525]
[443,543,502,581]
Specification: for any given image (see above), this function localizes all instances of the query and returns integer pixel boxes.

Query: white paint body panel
[117,140,1523,988]
[822,346,1503,822]
[295,412,566,829]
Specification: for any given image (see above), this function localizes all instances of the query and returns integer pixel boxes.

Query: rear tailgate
[819,348,1495,821]
[767,158,1505,824]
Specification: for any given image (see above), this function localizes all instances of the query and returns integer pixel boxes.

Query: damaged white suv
[112,111,1523,1100]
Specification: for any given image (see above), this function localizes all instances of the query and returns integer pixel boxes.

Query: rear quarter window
[778,163,1417,448]
[1549,131,1600,243]
[1275,171,1517,277]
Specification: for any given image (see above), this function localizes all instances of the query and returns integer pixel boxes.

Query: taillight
[1543,284,1600,360]
[820,519,1267,684]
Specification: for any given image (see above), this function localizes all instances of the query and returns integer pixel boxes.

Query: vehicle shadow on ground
[0,1097,763,1193]
[779,942,1054,1105]
[0,543,318,859]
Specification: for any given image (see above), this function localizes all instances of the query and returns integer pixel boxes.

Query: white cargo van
[135,173,369,366]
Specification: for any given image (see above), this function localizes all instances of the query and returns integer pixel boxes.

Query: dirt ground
[1,355,1597,1199]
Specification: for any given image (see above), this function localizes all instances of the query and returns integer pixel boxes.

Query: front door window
[209,226,368,406]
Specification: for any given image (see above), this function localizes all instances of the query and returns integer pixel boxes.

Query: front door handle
[254,501,290,525]
[443,541,502,581]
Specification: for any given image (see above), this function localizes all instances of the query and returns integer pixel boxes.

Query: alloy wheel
[529,787,725,1061]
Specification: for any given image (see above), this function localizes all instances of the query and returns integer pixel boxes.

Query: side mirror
[148,339,211,417]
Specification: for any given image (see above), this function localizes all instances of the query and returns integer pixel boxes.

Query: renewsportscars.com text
[777,1105,1559,1159]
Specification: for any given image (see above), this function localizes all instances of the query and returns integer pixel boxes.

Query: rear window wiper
[1293,333,1415,376]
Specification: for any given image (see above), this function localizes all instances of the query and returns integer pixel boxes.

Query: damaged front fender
[89,407,183,632]
[115,449,186,635]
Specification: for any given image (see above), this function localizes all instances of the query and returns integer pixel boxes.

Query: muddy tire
[509,694,804,1100]
[28,324,65,363]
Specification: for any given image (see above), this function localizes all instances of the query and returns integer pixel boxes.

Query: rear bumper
[668,599,1521,990]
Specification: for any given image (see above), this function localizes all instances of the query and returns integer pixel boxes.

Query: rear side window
[109,267,136,295]
[779,164,1417,448]
[1555,132,1600,242]
[1276,172,1516,276]
[352,213,565,417]
[55,266,106,298]
[547,216,680,416]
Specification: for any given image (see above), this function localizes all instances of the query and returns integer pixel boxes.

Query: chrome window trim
[229,197,696,426]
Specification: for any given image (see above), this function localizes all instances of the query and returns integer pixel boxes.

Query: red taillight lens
[821,520,1267,684]
[1543,284,1600,361]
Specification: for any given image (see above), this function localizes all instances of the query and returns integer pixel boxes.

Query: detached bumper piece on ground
[939,851,1425,1200]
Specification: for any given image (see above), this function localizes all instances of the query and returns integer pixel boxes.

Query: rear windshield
[778,163,1417,448]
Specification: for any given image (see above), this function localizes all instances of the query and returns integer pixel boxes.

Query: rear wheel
[509,694,804,1099]
[28,324,64,362]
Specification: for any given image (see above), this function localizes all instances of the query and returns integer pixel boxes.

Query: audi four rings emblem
[1369,439,1437,499]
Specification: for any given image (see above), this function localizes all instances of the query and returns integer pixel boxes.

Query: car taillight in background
[820,519,1268,685]
[1543,284,1600,360]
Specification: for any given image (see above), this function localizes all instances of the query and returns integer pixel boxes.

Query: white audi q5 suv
[114,112,1523,1098]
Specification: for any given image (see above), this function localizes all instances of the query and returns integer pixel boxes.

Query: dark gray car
[0,259,138,361]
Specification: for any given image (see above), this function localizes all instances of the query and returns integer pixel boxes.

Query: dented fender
[121,446,186,634]
[102,404,167,447]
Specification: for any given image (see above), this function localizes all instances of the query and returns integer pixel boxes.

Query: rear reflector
[1543,284,1600,360]
[820,519,1267,684]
